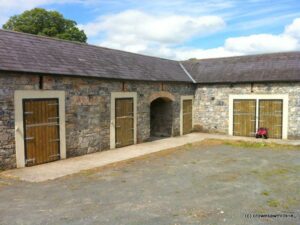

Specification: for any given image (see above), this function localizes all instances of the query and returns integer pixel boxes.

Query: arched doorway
[150,97,173,138]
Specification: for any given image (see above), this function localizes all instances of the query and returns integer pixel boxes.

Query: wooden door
[115,98,134,148]
[23,99,60,166]
[233,100,256,137]
[259,100,283,139]
[183,99,193,135]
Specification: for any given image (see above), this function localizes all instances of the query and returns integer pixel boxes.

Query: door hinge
[49,154,60,158]
[26,158,36,164]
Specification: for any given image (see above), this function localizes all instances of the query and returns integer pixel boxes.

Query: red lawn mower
[256,128,268,139]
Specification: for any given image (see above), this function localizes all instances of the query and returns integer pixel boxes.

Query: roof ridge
[0,29,178,62]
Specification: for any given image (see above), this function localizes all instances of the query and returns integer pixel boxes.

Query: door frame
[229,94,289,139]
[110,92,137,149]
[14,90,66,168]
[180,95,194,136]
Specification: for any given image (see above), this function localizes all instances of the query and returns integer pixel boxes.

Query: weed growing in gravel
[201,139,300,150]
[261,191,270,196]
[267,199,280,207]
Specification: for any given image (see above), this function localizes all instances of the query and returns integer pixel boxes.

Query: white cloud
[224,34,298,54]
[80,10,225,53]
[173,47,238,60]
[171,19,300,59]
[285,18,300,39]
[80,9,300,60]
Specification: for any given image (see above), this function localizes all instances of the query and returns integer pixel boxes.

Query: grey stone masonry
[193,82,300,139]
[1,71,299,170]
[0,72,195,170]
[0,74,40,169]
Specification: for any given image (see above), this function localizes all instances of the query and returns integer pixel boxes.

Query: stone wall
[194,82,300,139]
[0,74,39,169]
[4,72,298,170]
[0,73,195,169]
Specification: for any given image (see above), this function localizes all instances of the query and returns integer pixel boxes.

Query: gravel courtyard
[0,140,299,225]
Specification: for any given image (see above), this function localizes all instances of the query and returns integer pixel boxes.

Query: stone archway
[149,91,175,103]
[150,93,174,138]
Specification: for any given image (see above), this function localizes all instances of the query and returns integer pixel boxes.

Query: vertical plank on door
[24,99,60,166]
[115,98,134,148]
[233,100,256,137]
[259,100,283,139]
[183,99,193,135]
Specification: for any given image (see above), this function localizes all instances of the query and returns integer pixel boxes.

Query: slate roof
[0,29,300,84]
[0,29,191,82]
[182,52,300,83]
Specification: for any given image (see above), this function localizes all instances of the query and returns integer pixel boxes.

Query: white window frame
[110,92,137,149]
[229,94,289,139]
[180,95,194,136]
[14,90,66,168]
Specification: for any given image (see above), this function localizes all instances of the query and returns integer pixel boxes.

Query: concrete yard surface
[0,139,299,225]
[1,133,300,182]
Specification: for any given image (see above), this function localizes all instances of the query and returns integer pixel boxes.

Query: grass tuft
[267,199,280,207]
[261,191,270,196]
[201,138,300,150]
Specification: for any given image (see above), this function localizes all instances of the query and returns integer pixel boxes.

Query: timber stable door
[115,98,134,148]
[233,99,284,139]
[23,99,60,166]
[233,100,256,137]
[182,99,193,134]
[259,100,283,139]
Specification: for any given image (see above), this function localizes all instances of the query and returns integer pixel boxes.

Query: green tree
[3,8,87,43]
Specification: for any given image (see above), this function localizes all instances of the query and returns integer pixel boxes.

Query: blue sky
[1,0,300,59]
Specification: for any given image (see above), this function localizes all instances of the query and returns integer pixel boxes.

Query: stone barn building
[0,29,299,170]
